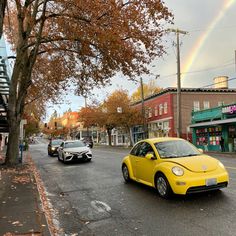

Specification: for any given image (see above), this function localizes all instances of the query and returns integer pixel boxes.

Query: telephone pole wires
[168,28,188,138]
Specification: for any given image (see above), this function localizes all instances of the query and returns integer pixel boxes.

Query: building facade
[131,87,236,143]
[190,103,236,152]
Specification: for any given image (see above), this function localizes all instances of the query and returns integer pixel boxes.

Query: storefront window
[196,128,208,146]
[208,126,222,146]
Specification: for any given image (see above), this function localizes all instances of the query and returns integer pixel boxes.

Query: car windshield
[51,140,63,145]
[64,141,85,148]
[154,140,201,158]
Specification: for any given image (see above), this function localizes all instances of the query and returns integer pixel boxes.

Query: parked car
[48,139,63,156]
[81,136,93,148]
[57,140,92,163]
[121,137,229,198]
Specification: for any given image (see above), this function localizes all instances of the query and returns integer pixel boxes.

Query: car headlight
[64,151,71,156]
[51,147,56,151]
[172,166,184,176]
[219,161,225,169]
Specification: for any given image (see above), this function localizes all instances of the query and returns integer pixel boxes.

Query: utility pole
[140,77,147,138]
[168,28,187,138]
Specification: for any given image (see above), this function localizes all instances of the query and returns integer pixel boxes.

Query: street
[30,139,236,236]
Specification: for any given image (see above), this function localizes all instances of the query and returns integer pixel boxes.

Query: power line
[201,77,236,88]
[186,25,236,33]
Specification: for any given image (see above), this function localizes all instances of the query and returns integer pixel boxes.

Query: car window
[130,142,143,156]
[51,140,63,145]
[154,140,200,158]
[137,142,155,157]
[64,141,86,148]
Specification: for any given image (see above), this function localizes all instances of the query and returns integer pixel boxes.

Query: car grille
[186,182,228,194]
[72,151,88,156]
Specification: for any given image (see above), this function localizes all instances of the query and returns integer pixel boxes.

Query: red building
[132,87,236,143]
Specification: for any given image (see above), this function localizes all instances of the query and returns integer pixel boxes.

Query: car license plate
[206,178,217,186]
[74,155,82,159]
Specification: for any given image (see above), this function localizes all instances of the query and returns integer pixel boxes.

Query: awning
[189,117,236,128]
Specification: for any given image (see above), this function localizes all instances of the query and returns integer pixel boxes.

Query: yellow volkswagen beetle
[121,137,229,198]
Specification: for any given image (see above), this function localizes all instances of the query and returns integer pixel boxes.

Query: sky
[3,1,236,121]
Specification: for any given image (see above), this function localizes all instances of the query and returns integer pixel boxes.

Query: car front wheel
[155,174,172,198]
[122,164,130,182]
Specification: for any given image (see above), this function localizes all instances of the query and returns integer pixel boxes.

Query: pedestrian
[220,137,225,152]
[204,141,208,152]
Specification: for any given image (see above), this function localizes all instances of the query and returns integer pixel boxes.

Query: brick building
[132,87,236,143]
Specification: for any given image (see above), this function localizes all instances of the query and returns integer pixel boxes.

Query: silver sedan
[57,140,92,163]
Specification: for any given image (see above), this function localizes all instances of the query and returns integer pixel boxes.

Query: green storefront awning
[189,117,236,128]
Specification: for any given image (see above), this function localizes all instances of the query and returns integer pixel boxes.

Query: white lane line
[91,200,111,213]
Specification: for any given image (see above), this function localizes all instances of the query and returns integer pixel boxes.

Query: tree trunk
[5,117,21,165]
[5,53,28,165]
[107,128,112,146]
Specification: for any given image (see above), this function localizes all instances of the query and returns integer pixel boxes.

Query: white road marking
[90,200,111,213]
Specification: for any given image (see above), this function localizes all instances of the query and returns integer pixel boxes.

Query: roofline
[131,87,236,105]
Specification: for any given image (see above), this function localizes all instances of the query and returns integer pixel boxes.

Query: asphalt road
[30,138,236,236]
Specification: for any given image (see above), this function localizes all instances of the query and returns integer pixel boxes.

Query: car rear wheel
[155,174,172,198]
[122,164,130,182]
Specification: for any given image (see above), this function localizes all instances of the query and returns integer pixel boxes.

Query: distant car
[81,136,93,148]
[121,137,229,198]
[48,139,63,156]
[57,140,92,163]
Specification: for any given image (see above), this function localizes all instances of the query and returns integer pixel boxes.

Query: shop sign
[222,105,236,114]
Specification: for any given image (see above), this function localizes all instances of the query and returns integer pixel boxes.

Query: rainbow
[181,0,235,80]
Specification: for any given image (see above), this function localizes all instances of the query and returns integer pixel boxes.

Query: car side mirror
[145,153,156,160]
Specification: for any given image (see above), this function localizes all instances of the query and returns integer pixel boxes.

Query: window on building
[203,101,210,110]
[164,102,168,114]
[148,108,152,118]
[154,106,158,116]
[193,101,200,111]
[159,104,163,115]
[218,101,224,106]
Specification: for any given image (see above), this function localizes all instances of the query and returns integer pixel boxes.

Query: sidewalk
[0,151,51,236]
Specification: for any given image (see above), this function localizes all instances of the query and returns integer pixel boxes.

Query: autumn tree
[96,89,142,146]
[3,0,173,165]
[131,79,163,102]
[79,106,97,130]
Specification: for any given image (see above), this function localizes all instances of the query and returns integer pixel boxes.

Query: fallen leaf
[12,221,20,225]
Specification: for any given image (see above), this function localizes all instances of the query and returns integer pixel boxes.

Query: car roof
[140,137,185,143]
[51,139,63,142]
[63,140,81,143]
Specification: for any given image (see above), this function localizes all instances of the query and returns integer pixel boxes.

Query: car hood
[165,155,219,173]
[64,147,90,153]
